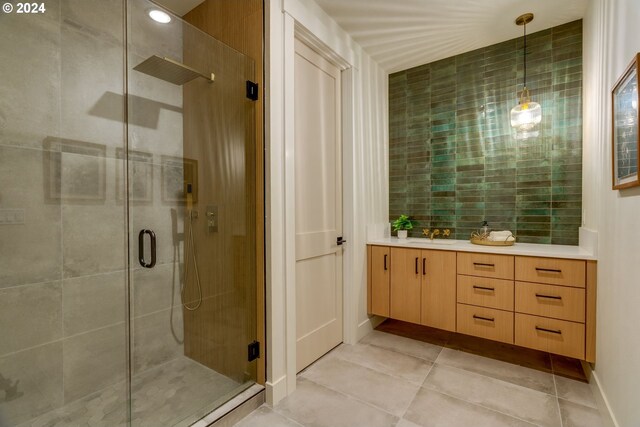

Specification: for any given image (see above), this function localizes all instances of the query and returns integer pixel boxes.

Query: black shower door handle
[138,229,157,268]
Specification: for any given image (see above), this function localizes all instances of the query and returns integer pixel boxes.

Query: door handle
[415,257,419,275]
[422,258,426,275]
[337,236,347,246]
[383,254,388,271]
[138,229,157,268]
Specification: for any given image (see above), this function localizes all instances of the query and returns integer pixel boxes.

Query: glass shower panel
[126,1,258,425]
[0,1,128,426]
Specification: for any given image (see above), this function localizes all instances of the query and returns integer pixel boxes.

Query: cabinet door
[370,246,390,316]
[421,250,456,331]
[390,247,421,324]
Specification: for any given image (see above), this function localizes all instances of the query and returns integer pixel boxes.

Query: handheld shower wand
[183,183,202,311]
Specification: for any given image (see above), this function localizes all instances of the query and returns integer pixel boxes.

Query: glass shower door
[0,1,129,426]
[126,1,258,425]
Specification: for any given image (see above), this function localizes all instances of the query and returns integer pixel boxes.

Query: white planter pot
[397,230,408,239]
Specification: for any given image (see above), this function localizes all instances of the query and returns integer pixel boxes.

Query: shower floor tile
[16,357,243,427]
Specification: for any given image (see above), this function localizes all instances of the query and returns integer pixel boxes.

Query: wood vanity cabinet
[421,250,456,331]
[390,248,422,324]
[457,252,514,280]
[515,256,586,287]
[513,256,592,360]
[369,246,390,317]
[370,246,456,330]
[367,244,597,363]
[456,253,515,344]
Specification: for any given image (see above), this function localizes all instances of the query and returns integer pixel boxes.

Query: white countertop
[367,237,596,260]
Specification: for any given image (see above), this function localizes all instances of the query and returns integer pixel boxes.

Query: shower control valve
[206,205,218,233]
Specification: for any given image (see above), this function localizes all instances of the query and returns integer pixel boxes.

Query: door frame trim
[282,13,356,395]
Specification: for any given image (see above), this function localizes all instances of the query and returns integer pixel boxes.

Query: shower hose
[182,209,202,311]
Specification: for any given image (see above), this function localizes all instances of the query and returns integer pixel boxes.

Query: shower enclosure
[0,0,259,426]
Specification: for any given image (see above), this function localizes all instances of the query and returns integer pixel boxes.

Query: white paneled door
[294,39,343,372]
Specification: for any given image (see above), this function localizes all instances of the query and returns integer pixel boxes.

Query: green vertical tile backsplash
[388,20,583,245]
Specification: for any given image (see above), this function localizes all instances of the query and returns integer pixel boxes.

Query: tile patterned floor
[235,328,608,427]
[15,357,242,427]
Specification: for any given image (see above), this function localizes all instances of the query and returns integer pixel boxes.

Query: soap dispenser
[481,221,490,237]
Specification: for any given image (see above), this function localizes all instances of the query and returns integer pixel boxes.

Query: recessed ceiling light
[148,9,171,24]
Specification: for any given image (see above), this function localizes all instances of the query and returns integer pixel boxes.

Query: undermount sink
[423,239,457,245]
[396,238,457,245]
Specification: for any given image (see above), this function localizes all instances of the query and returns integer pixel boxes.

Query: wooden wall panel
[367,245,372,314]
[183,0,265,384]
[586,260,597,363]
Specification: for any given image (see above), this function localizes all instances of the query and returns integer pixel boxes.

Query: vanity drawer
[457,253,514,280]
[457,275,514,311]
[515,257,585,288]
[515,313,585,359]
[515,282,585,323]
[457,304,514,344]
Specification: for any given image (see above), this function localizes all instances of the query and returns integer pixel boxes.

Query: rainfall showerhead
[133,55,214,86]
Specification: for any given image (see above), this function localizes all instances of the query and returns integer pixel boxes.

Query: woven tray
[470,237,515,246]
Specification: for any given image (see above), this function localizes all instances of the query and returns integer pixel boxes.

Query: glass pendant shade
[511,101,541,139]
[511,13,541,138]
[510,95,542,131]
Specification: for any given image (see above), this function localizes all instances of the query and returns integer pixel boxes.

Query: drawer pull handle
[473,315,495,322]
[474,262,495,267]
[473,285,495,292]
[535,293,562,300]
[384,254,388,271]
[535,326,562,335]
[535,268,562,273]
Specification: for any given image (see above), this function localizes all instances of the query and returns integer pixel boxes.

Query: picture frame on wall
[612,53,640,190]
[43,136,107,203]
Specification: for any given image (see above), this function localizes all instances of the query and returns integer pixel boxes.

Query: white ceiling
[314,0,588,73]
[154,0,205,17]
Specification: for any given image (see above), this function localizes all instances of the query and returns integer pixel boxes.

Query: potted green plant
[392,214,415,239]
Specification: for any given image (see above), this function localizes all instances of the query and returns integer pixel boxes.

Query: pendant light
[510,13,541,139]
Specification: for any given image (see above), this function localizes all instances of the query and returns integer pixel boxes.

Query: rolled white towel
[488,230,515,242]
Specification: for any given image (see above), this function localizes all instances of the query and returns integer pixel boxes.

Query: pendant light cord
[523,21,527,89]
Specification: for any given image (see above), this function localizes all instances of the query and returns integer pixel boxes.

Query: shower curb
[191,384,265,427]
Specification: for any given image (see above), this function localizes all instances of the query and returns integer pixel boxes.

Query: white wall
[265,0,388,404]
[583,0,640,425]
[265,0,640,420]
[353,52,389,338]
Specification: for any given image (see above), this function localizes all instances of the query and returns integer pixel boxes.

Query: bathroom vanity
[367,238,597,362]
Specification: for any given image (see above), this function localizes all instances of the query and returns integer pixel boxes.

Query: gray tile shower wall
[0,0,186,424]
[389,20,583,244]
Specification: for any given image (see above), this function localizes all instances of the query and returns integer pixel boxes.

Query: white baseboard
[265,375,288,406]
[590,370,619,427]
[356,316,386,342]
